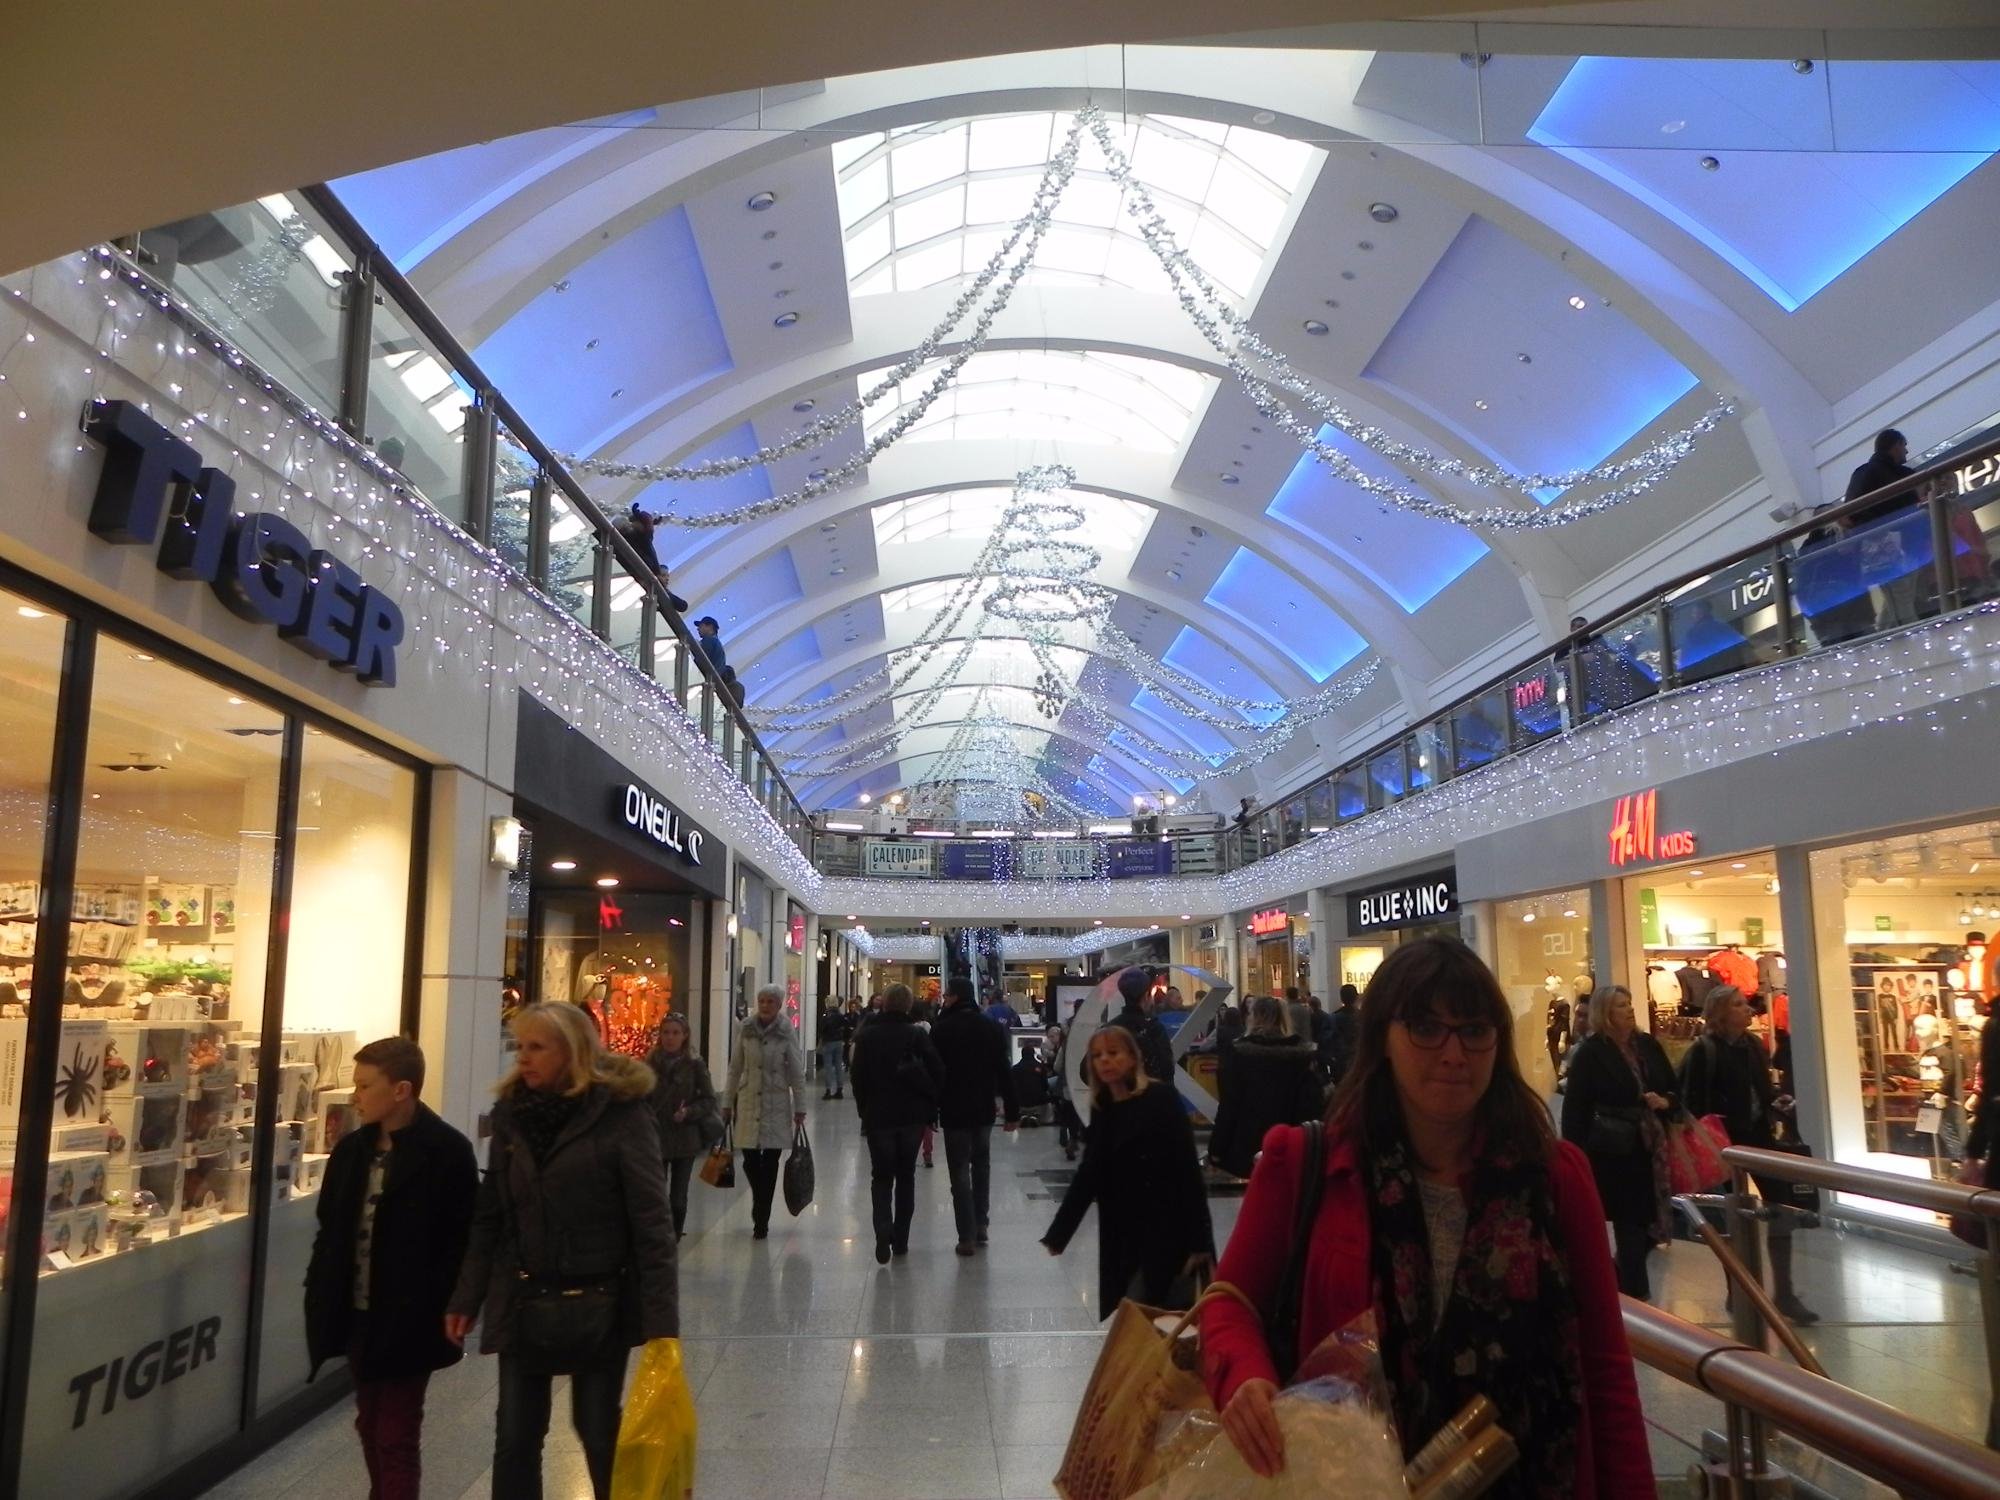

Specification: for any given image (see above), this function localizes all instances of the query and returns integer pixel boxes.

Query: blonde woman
[1041,1026,1213,1318]
[446,1003,678,1500]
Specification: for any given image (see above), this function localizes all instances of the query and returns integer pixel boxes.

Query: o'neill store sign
[1346,867,1460,935]
[618,782,705,868]
[84,400,405,684]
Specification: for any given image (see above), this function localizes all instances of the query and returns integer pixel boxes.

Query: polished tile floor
[204,1092,1992,1498]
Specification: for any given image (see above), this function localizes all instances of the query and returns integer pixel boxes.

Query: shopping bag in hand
[1053,1290,1221,1500]
[783,1121,815,1215]
[610,1338,696,1500]
[698,1125,735,1189]
[1664,1113,1729,1194]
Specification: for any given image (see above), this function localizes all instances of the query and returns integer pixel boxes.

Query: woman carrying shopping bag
[722,984,807,1239]
[446,1003,678,1500]
[645,1012,719,1240]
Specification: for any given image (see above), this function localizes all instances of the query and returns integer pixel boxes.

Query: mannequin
[1545,988,1573,1075]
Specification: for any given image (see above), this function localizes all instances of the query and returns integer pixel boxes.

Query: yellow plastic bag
[610,1338,697,1500]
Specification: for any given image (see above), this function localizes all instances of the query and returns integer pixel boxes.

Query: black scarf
[1366,1136,1583,1498]
[510,1084,584,1163]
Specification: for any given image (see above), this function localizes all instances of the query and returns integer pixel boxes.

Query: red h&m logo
[1608,788,1696,866]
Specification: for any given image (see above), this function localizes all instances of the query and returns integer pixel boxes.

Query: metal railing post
[1657,595,1680,690]
[590,538,612,640]
[639,600,657,677]
[462,390,497,544]
[1728,1165,1768,1352]
[1772,548,1799,657]
[336,253,375,438]
[1982,1229,2000,1448]
[526,471,552,588]
[1929,488,1962,617]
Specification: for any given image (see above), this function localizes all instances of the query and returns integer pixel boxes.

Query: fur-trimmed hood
[600,1051,657,1101]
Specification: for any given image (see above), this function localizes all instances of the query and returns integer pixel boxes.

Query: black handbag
[783,1122,815,1215]
[513,1272,623,1374]
[1761,1132,1822,1215]
[1585,1106,1645,1157]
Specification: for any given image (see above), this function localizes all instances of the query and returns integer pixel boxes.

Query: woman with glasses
[1200,937,1652,1498]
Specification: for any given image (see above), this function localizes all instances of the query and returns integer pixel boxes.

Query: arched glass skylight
[835,112,1318,302]
[873,487,1155,549]
[886,638,1094,687]
[862,349,1210,452]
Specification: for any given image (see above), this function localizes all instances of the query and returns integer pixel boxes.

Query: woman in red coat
[1201,937,1653,1499]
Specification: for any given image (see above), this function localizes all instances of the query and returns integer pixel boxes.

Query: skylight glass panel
[837,110,1319,302]
[847,217,893,276]
[830,132,884,173]
[872,488,1155,549]
[896,240,964,291]
[861,350,1211,453]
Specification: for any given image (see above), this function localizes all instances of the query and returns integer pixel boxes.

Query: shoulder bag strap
[1267,1119,1326,1384]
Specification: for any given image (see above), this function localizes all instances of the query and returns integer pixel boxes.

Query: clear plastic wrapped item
[1138,1377,1408,1499]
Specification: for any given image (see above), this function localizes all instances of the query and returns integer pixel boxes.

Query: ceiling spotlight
[819,521,837,533]
[1521,911,1537,923]
[16,606,46,619]
[1356,240,1373,252]
[1766,878,1781,895]
[1339,270,1356,281]
[1473,399,1490,411]
[808,468,829,481]
[1251,110,1277,125]
[1731,861,1747,869]
[1562,909,1579,919]
[1791,58,1815,74]
[584,337,599,350]
[1190,525,1206,538]
[226,695,245,706]
[131,652,156,662]
[773,311,800,328]
[1567,295,1588,311]
[793,397,816,412]
[1369,202,1399,223]
[595,876,620,888]
[747,190,777,211]
[829,565,845,576]
[1515,352,1533,364]
[610,387,624,399]
[1220,473,1240,485]
[1460,51,1491,69]
[1699,155,1721,171]
[550,859,577,871]
[1303,319,1329,335]
[843,633,858,643]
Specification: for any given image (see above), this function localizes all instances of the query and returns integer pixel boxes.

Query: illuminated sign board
[1346,869,1459,935]
[1607,788,1697,867]
[1248,907,1290,938]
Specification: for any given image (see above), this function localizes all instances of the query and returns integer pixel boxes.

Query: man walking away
[305,1037,477,1500]
[849,983,945,1264]
[818,999,852,1099]
[1106,966,1176,1088]
[1306,991,1336,1081]
[1327,983,1361,1086]
[933,976,1020,1255]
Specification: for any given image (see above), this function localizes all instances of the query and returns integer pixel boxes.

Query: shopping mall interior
[7,2,2000,1496]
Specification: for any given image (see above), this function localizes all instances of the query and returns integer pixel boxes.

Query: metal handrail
[292,184,811,837]
[1623,1300,2000,1498]
[1722,1145,2000,1225]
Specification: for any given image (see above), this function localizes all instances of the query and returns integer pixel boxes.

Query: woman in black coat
[1207,995,1323,1179]
[448,1003,678,1500]
[1043,1025,1214,1317]
[1558,985,1676,1300]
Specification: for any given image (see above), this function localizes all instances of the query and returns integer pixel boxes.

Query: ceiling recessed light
[773,311,800,328]
[1516,352,1533,364]
[1699,155,1721,171]
[610,387,624,399]
[760,229,777,241]
[1791,58,1815,75]
[1339,270,1356,281]
[131,652,156,662]
[1251,110,1276,125]
[1473,399,1489,411]
[1303,319,1329,335]
[843,633,858,643]
[1661,119,1687,135]
[1690,869,1705,878]
[1220,473,1240,485]
[1460,50,1491,69]
[1356,240,1373,252]
[1731,861,1747,869]
[819,521,838,533]
[550,859,577,871]
[793,398,816,412]
[747,190,777,211]
[16,606,46,619]
[808,468,829,481]
[1166,568,1182,582]
[226,695,245,706]
[584,338,599,350]
[1567,295,1588,311]
[1369,202,1399,223]
[829,565,845,576]
[595,876,620,888]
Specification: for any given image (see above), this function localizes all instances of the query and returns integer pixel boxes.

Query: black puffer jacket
[1207,1034,1323,1179]
[305,1104,477,1380]
[849,1011,945,1131]
[448,1055,678,1355]
[931,1000,1020,1130]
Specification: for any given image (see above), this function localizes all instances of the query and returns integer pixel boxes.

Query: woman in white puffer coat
[722,985,808,1238]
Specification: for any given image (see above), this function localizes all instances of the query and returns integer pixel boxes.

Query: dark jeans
[493,1348,629,1500]
[742,1147,781,1230]
[1613,1221,1653,1301]
[667,1154,695,1235]
[820,1041,847,1091]
[943,1124,992,1244]
[349,1327,429,1500]
[866,1124,925,1249]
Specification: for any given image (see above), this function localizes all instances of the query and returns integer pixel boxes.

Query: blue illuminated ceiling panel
[1131,688,1232,762]
[1529,58,2000,310]
[472,208,731,455]
[1161,627,1282,726]
[749,627,823,693]
[697,549,803,637]
[1203,550,1365,684]
[649,425,775,563]
[1266,426,1487,612]
[1364,216,1696,482]
[334,132,579,272]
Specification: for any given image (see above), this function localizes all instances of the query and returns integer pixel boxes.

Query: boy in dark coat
[304,1037,476,1500]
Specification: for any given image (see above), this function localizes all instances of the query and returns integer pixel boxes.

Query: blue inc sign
[83,401,405,685]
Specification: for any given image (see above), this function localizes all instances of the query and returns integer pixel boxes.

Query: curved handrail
[1722,1144,2000,1224]
[1623,1300,2000,1499]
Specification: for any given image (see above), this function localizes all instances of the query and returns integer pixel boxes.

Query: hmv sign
[1345,867,1460,935]
[83,401,405,685]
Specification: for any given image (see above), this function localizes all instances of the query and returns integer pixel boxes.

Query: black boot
[1770,1233,1820,1325]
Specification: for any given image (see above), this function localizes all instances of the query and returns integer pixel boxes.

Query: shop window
[533,891,693,1057]
[20,644,286,1492]
[0,590,68,1390]
[256,730,417,1412]
[1811,824,1996,1203]
[1492,891,1593,1099]
[1449,689,1508,773]
[1625,855,1784,1079]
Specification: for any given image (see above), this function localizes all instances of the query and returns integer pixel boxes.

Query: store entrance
[1621,853,1785,1071]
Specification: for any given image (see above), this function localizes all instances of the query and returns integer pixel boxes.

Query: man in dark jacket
[304,1037,476,1500]
[848,982,946,1264]
[1845,427,1915,525]
[1328,983,1361,1084]
[932,976,1021,1255]
[1106,966,1176,1087]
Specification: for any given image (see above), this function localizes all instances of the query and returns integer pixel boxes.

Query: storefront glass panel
[1623,855,1785,1074]
[534,891,693,1057]
[0,591,69,1386]
[1492,891,1593,1099]
[1810,821,1996,1211]
[256,732,417,1412]
[21,646,286,1494]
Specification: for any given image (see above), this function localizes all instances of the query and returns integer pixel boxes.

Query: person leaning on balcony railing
[615,504,688,613]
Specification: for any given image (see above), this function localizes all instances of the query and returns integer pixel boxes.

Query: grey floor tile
[995,1442,1067,1499]
[822,1443,1005,1500]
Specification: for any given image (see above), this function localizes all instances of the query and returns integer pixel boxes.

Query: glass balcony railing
[115,187,813,856]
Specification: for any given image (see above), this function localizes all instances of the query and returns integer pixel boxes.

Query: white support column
[419,768,513,1149]
[1305,887,1334,998]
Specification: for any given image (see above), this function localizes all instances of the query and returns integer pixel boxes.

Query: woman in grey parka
[722,984,807,1238]
[446,1003,677,1500]
[645,1011,718,1239]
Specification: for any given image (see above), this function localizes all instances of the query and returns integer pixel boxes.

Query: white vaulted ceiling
[319,31,2000,813]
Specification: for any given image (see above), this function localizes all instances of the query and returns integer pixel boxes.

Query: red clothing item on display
[1200,1126,1654,1500]
[1769,990,1790,1033]
[1707,948,1758,996]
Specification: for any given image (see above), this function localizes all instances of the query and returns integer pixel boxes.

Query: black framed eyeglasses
[1398,1017,1499,1052]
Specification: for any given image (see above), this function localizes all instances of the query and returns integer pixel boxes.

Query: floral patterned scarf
[1367,1137,1583,1499]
